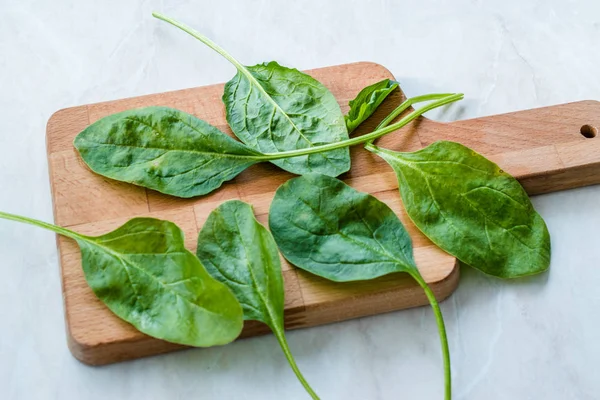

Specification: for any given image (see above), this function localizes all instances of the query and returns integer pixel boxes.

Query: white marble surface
[1,1,599,399]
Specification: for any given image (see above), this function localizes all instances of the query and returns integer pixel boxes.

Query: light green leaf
[367,140,551,278]
[74,107,263,198]
[345,79,399,133]
[197,200,319,399]
[197,200,284,327]
[0,212,244,347]
[224,61,350,176]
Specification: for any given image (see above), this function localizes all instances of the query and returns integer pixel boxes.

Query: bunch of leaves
[74,12,463,198]
[0,12,555,400]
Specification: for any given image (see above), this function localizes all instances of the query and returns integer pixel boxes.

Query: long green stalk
[410,272,451,400]
[273,330,320,399]
[258,93,463,161]
[0,211,81,240]
[152,12,297,130]
[375,93,451,131]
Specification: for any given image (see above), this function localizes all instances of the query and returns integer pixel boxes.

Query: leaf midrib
[79,139,261,161]
[232,209,281,331]
[236,69,314,148]
[82,114,263,160]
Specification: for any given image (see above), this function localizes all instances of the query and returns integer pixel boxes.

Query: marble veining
[1,1,599,399]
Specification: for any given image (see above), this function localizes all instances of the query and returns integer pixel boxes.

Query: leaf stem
[152,12,247,76]
[273,328,320,400]
[410,271,451,400]
[375,93,454,131]
[152,12,286,113]
[0,211,83,241]
[257,93,463,161]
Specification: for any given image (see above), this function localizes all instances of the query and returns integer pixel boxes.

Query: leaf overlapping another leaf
[197,200,285,326]
[224,61,350,176]
[366,141,551,278]
[197,200,319,399]
[152,13,351,177]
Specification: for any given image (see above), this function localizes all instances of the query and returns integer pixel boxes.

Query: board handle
[417,100,600,195]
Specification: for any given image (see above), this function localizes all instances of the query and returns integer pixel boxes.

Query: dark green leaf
[0,212,244,347]
[367,141,551,278]
[223,61,350,176]
[345,79,399,133]
[268,173,418,281]
[267,175,452,398]
[196,200,319,399]
[74,107,263,198]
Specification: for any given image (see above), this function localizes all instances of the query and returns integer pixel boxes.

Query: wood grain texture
[46,61,600,365]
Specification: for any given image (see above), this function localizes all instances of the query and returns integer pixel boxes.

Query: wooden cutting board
[46,62,600,365]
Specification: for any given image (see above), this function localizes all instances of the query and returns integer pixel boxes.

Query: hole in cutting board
[580,124,598,138]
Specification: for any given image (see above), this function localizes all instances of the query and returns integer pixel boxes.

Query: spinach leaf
[366,141,551,278]
[74,107,263,198]
[153,13,350,177]
[224,62,350,176]
[268,174,415,282]
[345,79,399,133]
[197,200,319,399]
[268,174,450,399]
[0,211,244,347]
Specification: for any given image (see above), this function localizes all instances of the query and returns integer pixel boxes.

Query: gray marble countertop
[1,1,599,399]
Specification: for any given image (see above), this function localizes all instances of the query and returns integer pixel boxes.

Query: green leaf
[345,79,399,133]
[196,200,319,399]
[268,174,451,399]
[196,200,284,326]
[268,173,418,281]
[224,61,350,176]
[74,107,263,198]
[367,141,551,278]
[0,212,244,347]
